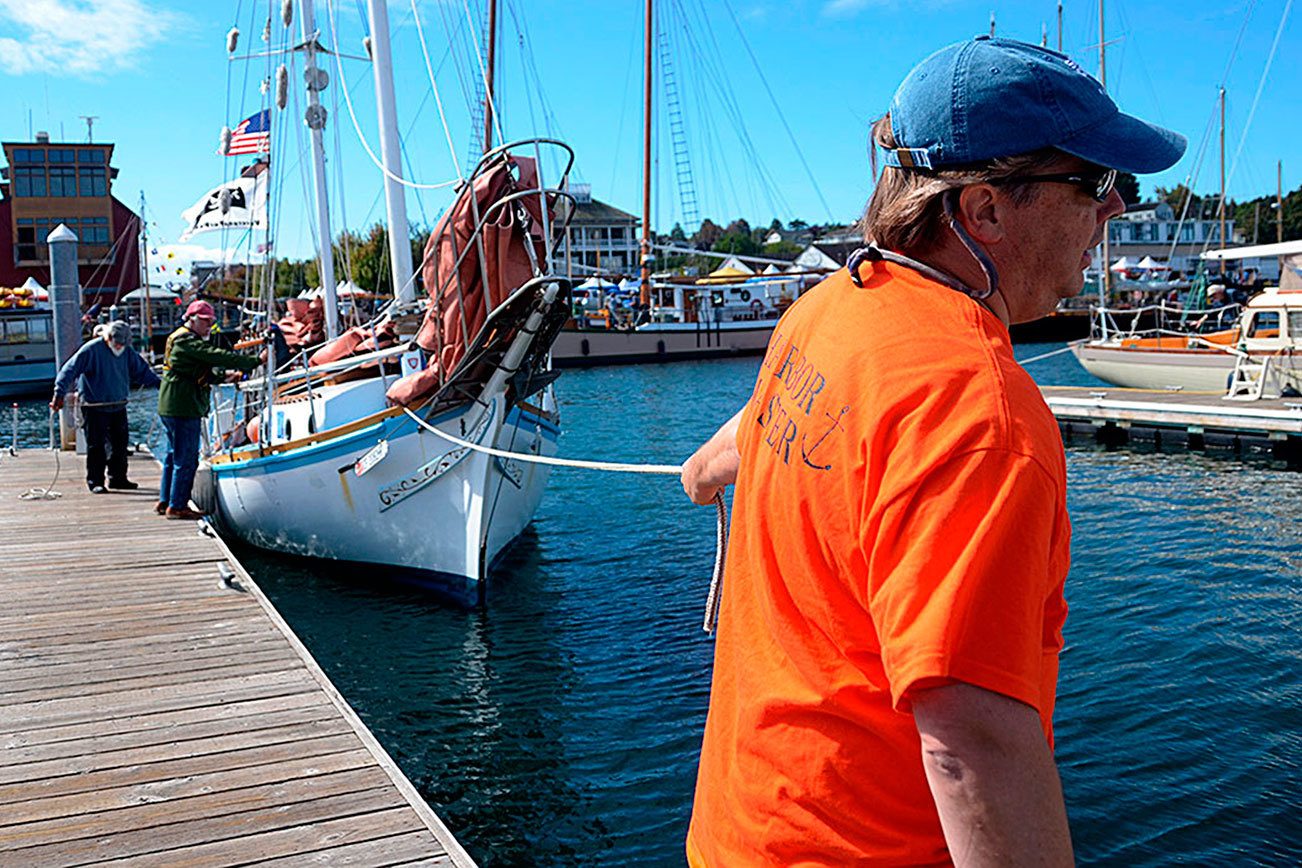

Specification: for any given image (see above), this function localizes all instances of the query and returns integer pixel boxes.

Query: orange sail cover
[386,154,548,406]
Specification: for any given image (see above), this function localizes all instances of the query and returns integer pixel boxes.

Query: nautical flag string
[225,109,270,156]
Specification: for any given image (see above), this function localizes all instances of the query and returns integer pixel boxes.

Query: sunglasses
[992,167,1118,203]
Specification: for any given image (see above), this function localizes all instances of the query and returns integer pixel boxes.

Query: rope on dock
[402,406,729,632]
[1018,344,1081,366]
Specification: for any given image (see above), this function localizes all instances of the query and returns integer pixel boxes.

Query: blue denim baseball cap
[884,36,1186,174]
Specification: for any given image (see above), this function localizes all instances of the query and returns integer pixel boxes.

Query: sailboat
[192,0,575,603]
[549,0,818,367]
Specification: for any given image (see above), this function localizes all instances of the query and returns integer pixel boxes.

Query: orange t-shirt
[687,260,1071,867]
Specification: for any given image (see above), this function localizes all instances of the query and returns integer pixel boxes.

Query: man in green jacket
[157,300,262,519]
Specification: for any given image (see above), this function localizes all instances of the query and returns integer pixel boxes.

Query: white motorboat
[0,285,54,399]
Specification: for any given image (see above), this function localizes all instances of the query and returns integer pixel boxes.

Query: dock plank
[0,450,476,865]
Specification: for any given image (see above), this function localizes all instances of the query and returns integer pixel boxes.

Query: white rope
[19,410,62,500]
[402,407,683,474]
[325,0,461,190]
[410,0,463,181]
[403,405,727,631]
[1018,344,1079,366]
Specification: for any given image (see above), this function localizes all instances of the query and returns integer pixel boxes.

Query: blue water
[5,346,1298,865]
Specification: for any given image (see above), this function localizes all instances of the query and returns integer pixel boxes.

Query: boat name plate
[377,405,493,511]
[354,439,389,477]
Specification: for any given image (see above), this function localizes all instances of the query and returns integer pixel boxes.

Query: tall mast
[300,0,339,340]
[640,0,653,307]
[138,190,152,345]
[483,0,498,154]
[1098,0,1111,302]
[1219,87,1226,275]
[1278,160,1284,243]
[1057,1,1063,52]
[366,0,416,304]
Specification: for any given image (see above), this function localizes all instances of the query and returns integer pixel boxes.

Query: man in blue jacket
[51,321,161,493]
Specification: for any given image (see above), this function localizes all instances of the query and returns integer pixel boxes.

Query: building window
[13,148,45,163]
[47,148,75,164]
[83,216,109,244]
[13,166,46,197]
[48,166,77,196]
[77,148,105,163]
[79,166,107,197]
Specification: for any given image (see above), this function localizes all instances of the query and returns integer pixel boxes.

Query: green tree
[669,222,687,243]
[1155,183,1200,218]
[762,241,803,261]
[1115,171,1141,206]
[693,219,722,247]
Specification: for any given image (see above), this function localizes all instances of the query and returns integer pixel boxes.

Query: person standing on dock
[157,300,261,520]
[50,321,161,494]
[680,36,1185,867]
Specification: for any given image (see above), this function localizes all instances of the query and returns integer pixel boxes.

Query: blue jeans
[159,415,202,510]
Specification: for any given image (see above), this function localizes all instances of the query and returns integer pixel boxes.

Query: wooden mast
[483,0,498,154]
[1098,0,1111,301]
[1219,87,1226,275]
[640,0,653,307]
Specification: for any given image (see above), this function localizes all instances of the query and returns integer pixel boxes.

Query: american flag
[226,110,270,156]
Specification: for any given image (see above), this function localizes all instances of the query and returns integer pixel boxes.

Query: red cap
[185,300,216,320]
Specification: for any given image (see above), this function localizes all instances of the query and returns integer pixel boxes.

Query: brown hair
[859,114,1062,255]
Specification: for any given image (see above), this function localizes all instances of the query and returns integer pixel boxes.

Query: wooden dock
[1042,385,1302,464]
[0,449,475,866]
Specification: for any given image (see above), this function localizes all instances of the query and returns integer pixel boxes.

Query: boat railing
[1089,302,1242,342]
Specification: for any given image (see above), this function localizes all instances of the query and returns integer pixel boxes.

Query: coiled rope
[402,407,728,632]
[19,408,62,501]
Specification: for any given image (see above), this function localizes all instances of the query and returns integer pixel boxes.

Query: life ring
[738,289,751,303]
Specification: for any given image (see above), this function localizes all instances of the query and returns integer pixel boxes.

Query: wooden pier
[0,449,475,866]
[1041,385,1302,464]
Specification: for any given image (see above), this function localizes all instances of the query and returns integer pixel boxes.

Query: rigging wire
[410,0,464,181]
[1224,0,1292,196]
[324,0,461,190]
[717,0,834,222]
[460,0,506,149]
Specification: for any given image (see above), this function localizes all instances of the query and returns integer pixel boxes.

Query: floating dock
[1041,385,1302,464]
[0,450,475,866]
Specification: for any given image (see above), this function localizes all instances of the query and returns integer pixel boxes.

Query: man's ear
[955,184,1006,245]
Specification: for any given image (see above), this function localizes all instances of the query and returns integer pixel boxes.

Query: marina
[0,450,473,866]
[1,0,1300,863]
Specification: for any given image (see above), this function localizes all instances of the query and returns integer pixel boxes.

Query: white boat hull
[202,385,558,604]
[552,320,774,366]
[1071,343,1239,392]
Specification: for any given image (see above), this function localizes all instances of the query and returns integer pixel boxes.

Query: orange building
[0,132,141,305]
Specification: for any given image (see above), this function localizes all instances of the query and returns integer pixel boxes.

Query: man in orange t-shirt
[680,37,1185,866]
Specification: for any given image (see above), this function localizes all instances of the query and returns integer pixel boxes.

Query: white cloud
[0,0,182,76]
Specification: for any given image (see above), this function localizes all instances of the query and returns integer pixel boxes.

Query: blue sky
[0,0,1298,269]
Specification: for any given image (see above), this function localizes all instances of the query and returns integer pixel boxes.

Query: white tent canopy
[1135,256,1168,270]
[120,284,180,302]
[574,276,618,291]
[1109,256,1135,272]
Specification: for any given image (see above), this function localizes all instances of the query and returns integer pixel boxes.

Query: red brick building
[0,133,141,306]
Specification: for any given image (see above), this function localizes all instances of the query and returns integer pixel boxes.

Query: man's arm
[176,337,263,372]
[127,349,162,388]
[680,407,744,505]
[911,683,1074,868]
[51,343,90,405]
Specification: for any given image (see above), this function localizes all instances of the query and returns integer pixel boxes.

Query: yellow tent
[696,266,751,285]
